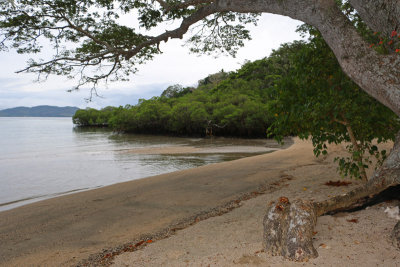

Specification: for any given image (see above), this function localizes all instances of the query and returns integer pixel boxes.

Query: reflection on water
[0,117,291,211]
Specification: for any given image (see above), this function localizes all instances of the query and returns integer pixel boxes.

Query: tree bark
[348,0,400,35]
[264,198,318,261]
[263,131,400,261]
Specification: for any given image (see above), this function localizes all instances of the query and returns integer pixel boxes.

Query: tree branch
[58,13,124,55]
[125,3,221,59]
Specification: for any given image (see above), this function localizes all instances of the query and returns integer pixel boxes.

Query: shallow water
[0,117,289,211]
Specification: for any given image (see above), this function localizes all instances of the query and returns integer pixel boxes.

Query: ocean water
[0,117,284,211]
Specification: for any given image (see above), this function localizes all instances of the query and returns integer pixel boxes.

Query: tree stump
[263,197,318,261]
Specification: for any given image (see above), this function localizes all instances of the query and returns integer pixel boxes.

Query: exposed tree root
[263,132,400,261]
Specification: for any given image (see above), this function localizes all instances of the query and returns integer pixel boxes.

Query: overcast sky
[0,13,303,110]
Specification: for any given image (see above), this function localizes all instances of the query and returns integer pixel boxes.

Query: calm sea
[0,117,283,211]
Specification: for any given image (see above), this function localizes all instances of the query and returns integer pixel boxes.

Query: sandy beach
[0,138,399,266]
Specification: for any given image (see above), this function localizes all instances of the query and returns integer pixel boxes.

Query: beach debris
[279,196,290,204]
[384,206,400,220]
[346,218,359,223]
[135,240,146,247]
[254,249,264,255]
[324,180,352,187]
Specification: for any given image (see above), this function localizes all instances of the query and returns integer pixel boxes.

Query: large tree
[1,0,399,261]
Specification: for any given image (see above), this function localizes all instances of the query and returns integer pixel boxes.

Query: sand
[0,138,399,266]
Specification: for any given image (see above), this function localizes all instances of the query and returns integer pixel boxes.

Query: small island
[0,105,79,117]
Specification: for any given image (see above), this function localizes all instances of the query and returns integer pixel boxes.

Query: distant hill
[0,105,80,117]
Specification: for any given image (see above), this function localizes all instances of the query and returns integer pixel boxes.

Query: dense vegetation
[73,68,275,137]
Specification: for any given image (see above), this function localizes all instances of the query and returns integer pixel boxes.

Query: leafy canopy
[0,0,258,92]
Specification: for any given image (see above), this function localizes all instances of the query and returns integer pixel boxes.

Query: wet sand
[0,138,398,266]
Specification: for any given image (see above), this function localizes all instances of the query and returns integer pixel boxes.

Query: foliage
[160,84,193,98]
[73,69,275,137]
[267,27,400,179]
[73,106,115,126]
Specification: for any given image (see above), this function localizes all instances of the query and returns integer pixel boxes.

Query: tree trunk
[263,131,400,261]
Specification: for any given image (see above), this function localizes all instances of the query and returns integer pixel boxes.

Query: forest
[73,62,274,137]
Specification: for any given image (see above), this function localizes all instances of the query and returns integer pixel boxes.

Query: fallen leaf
[319,243,327,248]
[347,218,358,223]
[146,240,153,243]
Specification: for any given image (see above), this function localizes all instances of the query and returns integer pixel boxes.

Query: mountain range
[0,105,79,117]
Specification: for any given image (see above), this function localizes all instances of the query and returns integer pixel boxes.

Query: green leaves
[268,25,400,180]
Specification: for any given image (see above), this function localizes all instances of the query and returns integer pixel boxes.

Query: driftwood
[263,132,400,261]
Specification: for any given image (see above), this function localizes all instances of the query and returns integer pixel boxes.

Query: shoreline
[0,138,398,266]
[0,137,293,212]
[80,175,295,266]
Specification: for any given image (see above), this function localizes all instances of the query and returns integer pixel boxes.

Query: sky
[0,13,303,110]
